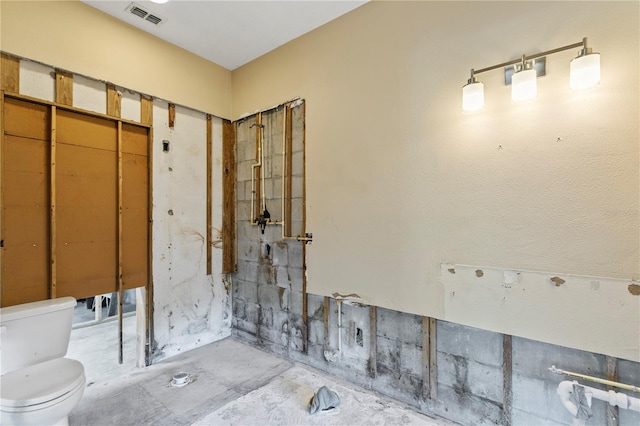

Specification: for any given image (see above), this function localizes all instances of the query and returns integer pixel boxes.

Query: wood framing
[107,84,122,118]
[117,121,124,364]
[0,91,3,308]
[140,96,153,126]
[285,105,293,237]
[503,334,513,426]
[302,242,308,354]
[253,113,262,220]
[222,119,236,273]
[422,316,439,400]
[323,296,330,354]
[1,53,19,93]
[368,306,377,378]
[606,356,618,426]
[168,103,176,128]
[206,115,213,275]
[422,316,430,399]
[50,107,57,299]
[55,71,73,106]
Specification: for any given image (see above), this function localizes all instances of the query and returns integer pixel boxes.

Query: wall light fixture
[462,37,600,113]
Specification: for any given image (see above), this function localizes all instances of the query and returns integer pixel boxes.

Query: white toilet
[1,297,86,426]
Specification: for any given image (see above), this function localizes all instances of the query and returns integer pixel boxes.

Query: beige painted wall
[232,1,639,358]
[0,0,231,118]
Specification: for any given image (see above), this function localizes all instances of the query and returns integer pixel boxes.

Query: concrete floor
[66,316,456,425]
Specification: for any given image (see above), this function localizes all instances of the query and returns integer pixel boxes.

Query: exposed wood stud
[323,296,330,353]
[503,334,513,426]
[429,317,438,400]
[50,106,57,299]
[135,287,147,367]
[422,316,430,399]
[222,119,237,273]
[117,121,124,365]
[299,103,308,353]
[1,53,20,93]
[140,96,153,126]
[368,306,377,378]
[253,114,262,220]
[168,103,176,128]
[5,92,150,128]
[107,84,122,118]
[55,70,73,106]
[206,115,213,275]
[145,121,154,366]
[0,91,4,306]
[285,105,293,237]
[606,356,619,426]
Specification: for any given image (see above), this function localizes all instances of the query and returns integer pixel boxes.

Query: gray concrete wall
[231,102,640,425]
[232,105,306,359]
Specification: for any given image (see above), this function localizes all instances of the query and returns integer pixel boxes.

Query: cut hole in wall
[356,327,363,347]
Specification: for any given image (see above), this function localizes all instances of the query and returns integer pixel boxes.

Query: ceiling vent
[125,3,166,26]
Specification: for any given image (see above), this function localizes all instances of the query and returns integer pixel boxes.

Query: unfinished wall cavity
[152,101,231,360]
[5,53,233,361]
[234,290,640,426]
[232,103,306,357]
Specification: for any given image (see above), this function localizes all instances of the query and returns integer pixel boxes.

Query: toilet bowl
[0,297,86,426]
[1,358,86,426]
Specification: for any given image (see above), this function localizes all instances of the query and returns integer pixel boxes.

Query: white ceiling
[82,0,368,71]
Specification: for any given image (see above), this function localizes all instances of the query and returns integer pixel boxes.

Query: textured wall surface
[231,1,640,359]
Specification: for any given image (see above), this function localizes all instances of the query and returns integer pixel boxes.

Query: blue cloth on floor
[308,386,340,414]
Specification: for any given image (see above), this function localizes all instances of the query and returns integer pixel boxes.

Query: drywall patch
[441,264,640,361]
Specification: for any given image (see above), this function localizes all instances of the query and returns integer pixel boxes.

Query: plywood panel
[2,244,49,306]
[122,208,147,241]
[2,286,49,308]
[56,175,116,208]
[122,122,148,290]
[56,143,116,179]
[3,170,47,205]
[122,237,147,290]
[3,207,48,245]
[57,109,116,150]
[56,241,116,296]
[57,276,115,300]
[56,115,117,299]
[3,97,49,140]
[3,135,48,173]
[122,124,147,155]
[2,103,50,306]
[56,206,116,242]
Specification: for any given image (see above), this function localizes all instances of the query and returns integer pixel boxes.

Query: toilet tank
[0,297,77,375]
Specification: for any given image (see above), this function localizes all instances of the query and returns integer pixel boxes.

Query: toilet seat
[1,358,85,410]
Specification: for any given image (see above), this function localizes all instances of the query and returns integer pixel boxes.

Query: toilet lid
[1,358,85,408]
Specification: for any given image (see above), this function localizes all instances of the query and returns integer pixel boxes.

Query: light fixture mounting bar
[471,38,588,77]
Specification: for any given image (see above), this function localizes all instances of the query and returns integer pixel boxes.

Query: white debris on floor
[194,365,451,426]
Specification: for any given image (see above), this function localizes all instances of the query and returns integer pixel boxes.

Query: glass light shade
[462,81,484,112]
[570,53,600,90]
[511,68,537,102]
